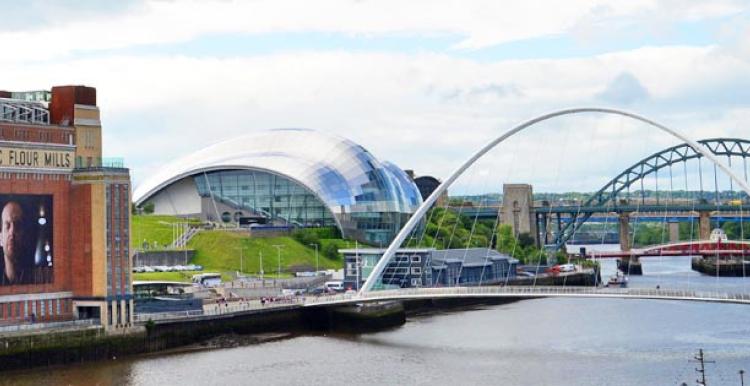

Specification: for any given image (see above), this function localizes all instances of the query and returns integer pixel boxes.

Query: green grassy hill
[188,231,343,275]
[132,215,353,281]
[131,215,200,250]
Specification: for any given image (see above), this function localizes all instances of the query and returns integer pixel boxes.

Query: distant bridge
[454,204,750,222]
[588,239,750,259]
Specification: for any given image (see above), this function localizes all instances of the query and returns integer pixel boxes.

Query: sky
[3,0,750,194]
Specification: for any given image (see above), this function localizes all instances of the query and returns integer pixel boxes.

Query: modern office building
[133,129,423,246]
[0,85,132,329]
[342,247,517,289]
[431,248,518,287]
[341,248,432,290]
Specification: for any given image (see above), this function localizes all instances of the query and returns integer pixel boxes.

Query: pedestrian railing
[133,286,750,323]
[133,297,305,323]
[0,318,98,335]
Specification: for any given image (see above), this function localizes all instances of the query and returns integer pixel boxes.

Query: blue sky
[3,0,750,193]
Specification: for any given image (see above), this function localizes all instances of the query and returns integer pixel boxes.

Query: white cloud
[0,0,745,64]
[3,1,750,194]
[5,41,747,192]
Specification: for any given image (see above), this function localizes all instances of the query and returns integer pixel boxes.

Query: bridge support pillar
[617,211,642,275]
[699,211,712,240]
[501,184,537,244]
[668,221,680,243]
[618,212,631,252]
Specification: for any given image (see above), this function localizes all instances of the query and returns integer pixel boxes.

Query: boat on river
[606,271,628,288]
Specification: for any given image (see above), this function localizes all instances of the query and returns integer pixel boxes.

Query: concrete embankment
[507,268,600,286]
[0,302,406,372]
[1,289,561,372]
[692,257,750,276]
[0,326,147,372]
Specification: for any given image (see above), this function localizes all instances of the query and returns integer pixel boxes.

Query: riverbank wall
[692,257,750,277]
[0,302,406,372]
[0,326,147,372]
[1,293,551,372]
[507,268,600,286]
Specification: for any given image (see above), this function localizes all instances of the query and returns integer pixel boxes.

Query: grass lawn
[133,270,204,282]
[131,215,201,250]
[188,231,343,275]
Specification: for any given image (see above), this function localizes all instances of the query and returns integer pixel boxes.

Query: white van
[192,273,222,287]
[324,281,345,292]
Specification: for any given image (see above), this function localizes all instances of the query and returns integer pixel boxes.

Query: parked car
[307,287,326,295]
[559,264,576,272]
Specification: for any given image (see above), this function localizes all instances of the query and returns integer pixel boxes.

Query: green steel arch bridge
[448,138,750,249]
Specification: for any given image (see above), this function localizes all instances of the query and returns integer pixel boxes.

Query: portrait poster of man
[0,194,53,286]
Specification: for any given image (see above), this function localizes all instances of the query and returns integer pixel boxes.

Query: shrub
[323,243,339,259]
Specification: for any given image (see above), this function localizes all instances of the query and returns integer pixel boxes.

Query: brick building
[0,85,132,329]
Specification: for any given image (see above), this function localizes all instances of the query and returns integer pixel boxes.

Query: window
[410,255,421,263]
[411,278,422,287]
[411,267,422,275]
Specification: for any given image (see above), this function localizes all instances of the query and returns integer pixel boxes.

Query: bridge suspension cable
[360,108,750,294]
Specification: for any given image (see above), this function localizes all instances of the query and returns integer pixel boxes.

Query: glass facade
[135,129,423,245]
[193,169,336,227]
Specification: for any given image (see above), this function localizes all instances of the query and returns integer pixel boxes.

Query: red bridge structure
[587,239,750,259]
[585,230,750,276]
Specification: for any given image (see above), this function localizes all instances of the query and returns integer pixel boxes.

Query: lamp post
[740,369,745,386]
[355,240,360,291]
[272,245,284,277]
[309,243,319,273]
[234,246,245,274]
[258,251,264,280]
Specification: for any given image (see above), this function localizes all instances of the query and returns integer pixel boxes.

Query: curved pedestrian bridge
[304,286,750,307]
[134,286,750,324]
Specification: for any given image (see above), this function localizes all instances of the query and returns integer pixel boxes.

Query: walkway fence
[133,297,303,323]
[0,318,98,335]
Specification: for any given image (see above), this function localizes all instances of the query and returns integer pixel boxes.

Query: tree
[496,224,517,254]
[323,243,338,259]
[141,202,155,214]
[517,232,535,248]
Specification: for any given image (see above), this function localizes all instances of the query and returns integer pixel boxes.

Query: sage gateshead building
[133,129,422,245]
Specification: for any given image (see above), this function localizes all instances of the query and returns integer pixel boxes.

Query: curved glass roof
[134,128,422,219]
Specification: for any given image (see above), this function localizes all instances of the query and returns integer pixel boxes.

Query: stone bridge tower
[501,184,537,243]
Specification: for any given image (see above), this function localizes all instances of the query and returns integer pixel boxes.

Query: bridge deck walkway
[134,286,750,324]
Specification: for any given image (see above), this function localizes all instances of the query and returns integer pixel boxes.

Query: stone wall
[133,250,196,267]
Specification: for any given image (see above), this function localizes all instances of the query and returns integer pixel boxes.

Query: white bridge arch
[360,107,750,294]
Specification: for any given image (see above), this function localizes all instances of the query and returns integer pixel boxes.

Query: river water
[5,256,750,386]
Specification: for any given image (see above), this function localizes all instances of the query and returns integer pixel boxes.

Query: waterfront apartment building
[0,86,132,329]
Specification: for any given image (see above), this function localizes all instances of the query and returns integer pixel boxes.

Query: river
[5,256,750,386]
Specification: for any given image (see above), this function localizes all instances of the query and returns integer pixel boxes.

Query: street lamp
[309,243,319,273]
[234,246,245,274]
[272,245,284,277]
[740,369,745,386]
[258,251,264,280]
